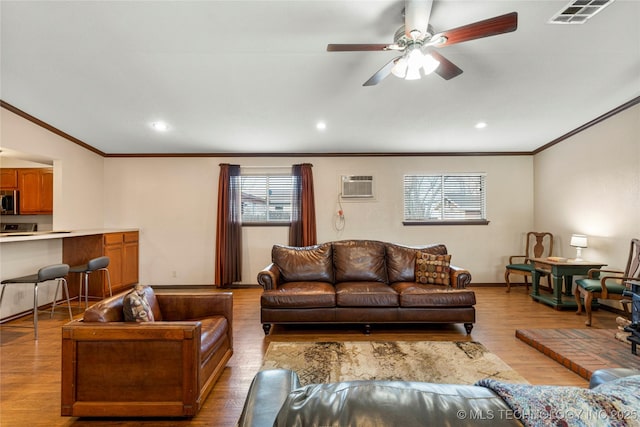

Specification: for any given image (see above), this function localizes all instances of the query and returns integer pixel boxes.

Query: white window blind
[403,174,486,223]
[240,175,293,223]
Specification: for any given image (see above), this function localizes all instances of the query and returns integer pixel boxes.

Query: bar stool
[69,256,112,309]
[0,264,72,340]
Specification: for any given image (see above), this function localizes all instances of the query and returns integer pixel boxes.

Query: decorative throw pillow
[123,284,155,322]
[415,252,451,285]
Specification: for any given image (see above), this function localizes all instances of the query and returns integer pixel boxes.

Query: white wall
[534,103,640,269]
[0,108,105,317]
[0,108,105,230]
[104,155,533,285]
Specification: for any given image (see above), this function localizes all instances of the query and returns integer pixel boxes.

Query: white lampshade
[404,64,422,80]
[570,234,587,261]
[404,49,423,80]
[570,234,588,248]
[422,53,440,75]
[391,57,408,79]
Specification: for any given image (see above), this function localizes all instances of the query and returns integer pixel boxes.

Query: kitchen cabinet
[0,169,18,190]
[122,232,139,285]
[17,168,53,214]
[63,231,139,300]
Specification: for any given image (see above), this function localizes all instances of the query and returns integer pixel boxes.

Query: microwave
[0,190,19,215]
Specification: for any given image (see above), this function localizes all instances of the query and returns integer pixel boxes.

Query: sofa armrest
[61,320,203,417]
[450,265,472,289]
[238,369,301,427]
[257,263,282,290]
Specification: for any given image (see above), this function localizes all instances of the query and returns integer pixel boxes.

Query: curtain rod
[240,164,313,169]
[240,165,292,169]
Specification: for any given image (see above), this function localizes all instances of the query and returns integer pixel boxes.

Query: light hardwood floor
[0,286,620,426]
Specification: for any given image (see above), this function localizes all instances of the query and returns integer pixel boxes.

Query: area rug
[261,341,528,386]
[516,328,640,380]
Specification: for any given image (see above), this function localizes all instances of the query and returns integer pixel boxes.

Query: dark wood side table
[529,257,606,310]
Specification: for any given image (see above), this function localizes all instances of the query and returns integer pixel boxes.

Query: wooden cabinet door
[40,169,53,212]
[0,169,18,189]
[123,232,139,285]
[104,233,124,294]
[17,168,53,214]
[17,169,41,214]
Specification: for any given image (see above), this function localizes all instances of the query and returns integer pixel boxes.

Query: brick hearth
[516,328,640,380]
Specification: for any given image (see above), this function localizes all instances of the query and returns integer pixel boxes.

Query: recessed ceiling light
[316,121,327,131]
[475,122,487,129]
[150,121,169,132]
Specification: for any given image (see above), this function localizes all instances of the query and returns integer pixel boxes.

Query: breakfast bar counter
[0,228,139,320]
[0,228,138,243]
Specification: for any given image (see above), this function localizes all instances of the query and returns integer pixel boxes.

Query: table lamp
[570,234,588,261]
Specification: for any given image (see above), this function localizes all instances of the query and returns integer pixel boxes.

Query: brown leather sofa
[258,240,475,335]
[61,286,233,418]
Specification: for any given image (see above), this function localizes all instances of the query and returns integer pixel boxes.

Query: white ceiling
[1,0,639,155]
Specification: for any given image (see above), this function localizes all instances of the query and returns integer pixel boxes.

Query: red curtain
[289,163,317,247]
[214,164,242,287]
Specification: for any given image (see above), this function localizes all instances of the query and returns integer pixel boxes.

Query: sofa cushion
[392,283,476,307]
[333,240,387,283]
[123,284,157,322]
[261,282,336,308]
[385,244,417,283]
[415,253,451,285]
[272,243,334,283]
[335,282,399,307]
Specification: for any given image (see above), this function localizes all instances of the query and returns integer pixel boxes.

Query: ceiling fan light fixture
[399,47,424,80]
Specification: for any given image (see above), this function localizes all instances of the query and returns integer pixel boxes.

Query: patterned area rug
[516,328,640,380]
[261,341,528,386]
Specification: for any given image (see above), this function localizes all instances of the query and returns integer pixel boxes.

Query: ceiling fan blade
[433,12,517,47]
[363,57,401,86]
[404,0,433,37]
[429,51,463,80]
[327,44,391,52]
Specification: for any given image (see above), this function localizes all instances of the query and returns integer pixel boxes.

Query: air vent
[549,0,615,24]
[340,175,374,199]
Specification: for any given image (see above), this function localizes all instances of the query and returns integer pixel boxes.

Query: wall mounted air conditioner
[340,175,374,199]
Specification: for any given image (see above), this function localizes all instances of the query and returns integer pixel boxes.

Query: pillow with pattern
[123,284,155,322]
[415,252,451,285]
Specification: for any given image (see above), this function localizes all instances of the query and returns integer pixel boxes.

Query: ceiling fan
[327,0,518,86]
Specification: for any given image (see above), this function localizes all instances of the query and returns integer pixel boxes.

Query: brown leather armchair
[61,287,233,417]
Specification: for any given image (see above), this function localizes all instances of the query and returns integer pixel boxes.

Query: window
[403,174,487,224]
[240,175,293,224]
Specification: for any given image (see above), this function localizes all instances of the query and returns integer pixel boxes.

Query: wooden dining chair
[505,232,554,292]
[575,238,640,326]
